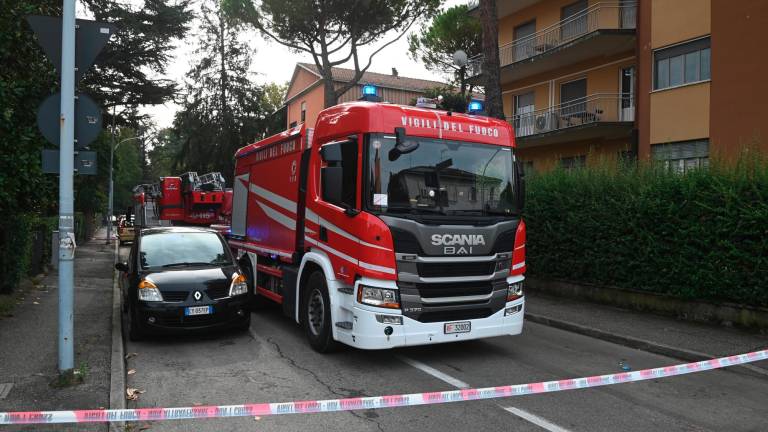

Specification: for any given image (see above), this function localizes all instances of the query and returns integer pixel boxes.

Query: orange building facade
[470,0,768,172]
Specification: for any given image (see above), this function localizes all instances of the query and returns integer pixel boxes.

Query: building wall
[649,81,710,144]
[337,84,426,106]
[636,0,652,159]
[709,0,768,157]
[286,68,320,100]
[286,85,324,129]
[517,137,632,172]
[650,0,710,49]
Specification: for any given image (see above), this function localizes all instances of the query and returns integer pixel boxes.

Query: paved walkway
[0,227,114,431]
[525,291,768,374]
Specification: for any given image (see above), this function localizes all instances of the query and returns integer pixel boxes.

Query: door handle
[319,226,328,242]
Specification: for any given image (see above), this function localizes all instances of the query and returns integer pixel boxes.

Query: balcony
[469,2,637,82]
[510,93,635,147]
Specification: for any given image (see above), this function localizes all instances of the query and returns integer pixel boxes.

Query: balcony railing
[469,2,636,77]
[510,93,634,138]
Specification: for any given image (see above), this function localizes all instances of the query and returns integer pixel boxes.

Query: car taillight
[510,219,526,276]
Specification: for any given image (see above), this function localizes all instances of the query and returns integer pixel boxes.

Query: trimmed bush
[524,156,768,306]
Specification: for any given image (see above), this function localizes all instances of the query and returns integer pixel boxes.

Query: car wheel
[128,303,145,342]
[302,271,338,353]
[235,311,251,332]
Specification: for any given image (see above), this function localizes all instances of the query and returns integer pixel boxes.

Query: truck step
[335,322,353,330]
[256,286,283,304]
[257,264,283,278]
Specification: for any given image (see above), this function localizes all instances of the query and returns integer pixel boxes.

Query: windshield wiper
[161,262,216,268]
[384,206,444,215]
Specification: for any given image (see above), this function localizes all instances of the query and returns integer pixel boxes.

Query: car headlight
[357,285,400,309]
[229,273,248,296]
[138,279,163,302]
[507,281,523,302]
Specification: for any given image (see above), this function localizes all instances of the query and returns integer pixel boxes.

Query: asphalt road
[119,246,768,432]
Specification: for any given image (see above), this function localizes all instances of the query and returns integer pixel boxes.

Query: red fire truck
[228,101,526,352]
[132,172,233,226]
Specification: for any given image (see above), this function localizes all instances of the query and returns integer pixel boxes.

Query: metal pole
[58,0,76,373]
[107,105,115,244]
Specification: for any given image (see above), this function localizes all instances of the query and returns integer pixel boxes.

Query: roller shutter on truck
[231,172,249,237]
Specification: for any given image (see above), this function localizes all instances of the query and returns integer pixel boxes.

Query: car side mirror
[115,262,129,272]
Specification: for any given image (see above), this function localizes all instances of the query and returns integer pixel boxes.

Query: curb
[108,240,125,432]
[525,312,768,379]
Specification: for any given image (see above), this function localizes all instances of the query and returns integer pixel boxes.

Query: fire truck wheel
[302,271,338,353]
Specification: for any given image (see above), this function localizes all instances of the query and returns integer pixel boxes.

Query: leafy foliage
[225,0,440,107]
[408,5,481,96]
[524,157,768,306]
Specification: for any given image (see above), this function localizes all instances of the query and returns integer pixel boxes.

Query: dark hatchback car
[116,226,250,340]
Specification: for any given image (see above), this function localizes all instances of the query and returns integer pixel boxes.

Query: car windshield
[139,232,231,269]
[366,133,517,215]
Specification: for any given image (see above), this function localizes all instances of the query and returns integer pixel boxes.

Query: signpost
[27,8,117,374]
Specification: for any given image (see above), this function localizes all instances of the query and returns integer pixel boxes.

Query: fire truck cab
[229,102,526,352]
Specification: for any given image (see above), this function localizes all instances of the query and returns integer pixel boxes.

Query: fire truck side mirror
[320,142,343,163]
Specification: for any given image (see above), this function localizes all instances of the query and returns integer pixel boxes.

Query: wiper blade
[161,262,215,268]
[385,206,444,215]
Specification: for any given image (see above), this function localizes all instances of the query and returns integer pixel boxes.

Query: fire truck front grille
[416,261,496,278]
[418,308,494,323]
[161,291,189,302]
[414,281,493,299]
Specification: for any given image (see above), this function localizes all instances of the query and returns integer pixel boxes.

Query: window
[654,37,710,90]
[560,78,587,119]
[300,101,307,122]
[522,160,535,176]
[139,232,231,270]
[514,91,535,137]
[561,0,588,40]
[560,155,586,170]
[321,139,358,209]
[513,20,536,62]
[651,139,709,173]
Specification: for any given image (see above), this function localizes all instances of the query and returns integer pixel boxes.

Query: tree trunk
[322,70,337,108]
[479,0,505,120]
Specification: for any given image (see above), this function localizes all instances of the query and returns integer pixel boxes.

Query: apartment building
[284,63,446,129]
[470,0,768,172]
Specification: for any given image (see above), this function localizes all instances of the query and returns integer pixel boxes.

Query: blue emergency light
[362,84,378,96]
[468,100,484,113]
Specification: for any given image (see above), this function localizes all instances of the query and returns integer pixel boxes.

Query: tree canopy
[224,0,440,107]
[408,4,481,98]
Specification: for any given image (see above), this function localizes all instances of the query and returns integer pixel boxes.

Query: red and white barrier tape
[2,349,766,425]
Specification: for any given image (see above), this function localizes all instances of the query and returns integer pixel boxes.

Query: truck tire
[302,271,339,353]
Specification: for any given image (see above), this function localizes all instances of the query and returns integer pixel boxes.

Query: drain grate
[0,383,12,400]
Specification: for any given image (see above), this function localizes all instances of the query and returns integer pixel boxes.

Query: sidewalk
[0,227,115,431]
[525,291,768,376]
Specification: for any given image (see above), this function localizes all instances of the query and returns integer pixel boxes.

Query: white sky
[131,0,465,128]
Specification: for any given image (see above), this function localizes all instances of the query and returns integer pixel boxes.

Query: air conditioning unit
[535,114,552,132]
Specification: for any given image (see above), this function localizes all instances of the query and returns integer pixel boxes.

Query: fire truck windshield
[365,133,517,216]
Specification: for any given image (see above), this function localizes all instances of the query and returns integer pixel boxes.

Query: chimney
[391,67,398,77]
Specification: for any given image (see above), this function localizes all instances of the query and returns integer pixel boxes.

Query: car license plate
[185,306,212,316]
[444,321,471,334]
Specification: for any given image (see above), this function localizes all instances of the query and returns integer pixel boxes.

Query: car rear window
[139,232,231,269]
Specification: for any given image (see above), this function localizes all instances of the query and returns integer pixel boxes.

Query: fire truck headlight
[357,286,400,309]
[229,273,248,297]
[507,282,523,302]
[138,279,163,302]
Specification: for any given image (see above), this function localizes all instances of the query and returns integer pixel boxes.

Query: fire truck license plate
[444,321,471,334]
[185,306,212,316]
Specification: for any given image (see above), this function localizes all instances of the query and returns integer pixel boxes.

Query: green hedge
[524,157,768,306]
[0,214,58,294]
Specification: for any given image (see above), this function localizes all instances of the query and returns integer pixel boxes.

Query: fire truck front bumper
[339,296,525,350]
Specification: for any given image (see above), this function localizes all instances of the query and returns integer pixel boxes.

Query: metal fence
[469,2,636,77]
[509,93,634,138]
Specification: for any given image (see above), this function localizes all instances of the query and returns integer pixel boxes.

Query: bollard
[51,230,59,270]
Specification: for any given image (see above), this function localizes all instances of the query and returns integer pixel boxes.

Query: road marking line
[503,407,572,432]
[399,356,571,432]
[397,356,470,389]
[0,383,12,400]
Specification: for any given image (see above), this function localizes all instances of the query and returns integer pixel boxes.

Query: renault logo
[193,291,202,301]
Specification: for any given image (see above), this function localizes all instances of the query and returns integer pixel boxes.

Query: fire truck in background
[227,101,526,352]
[131,171,233,227]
